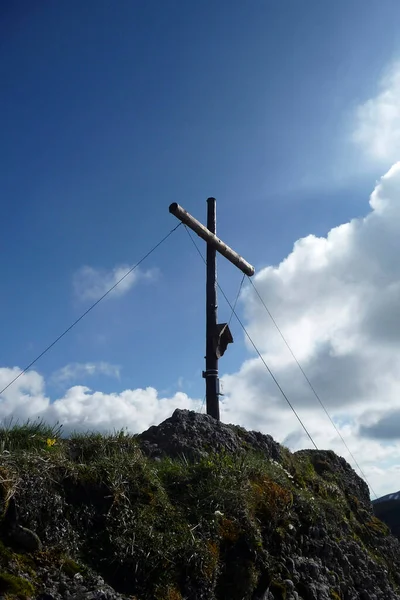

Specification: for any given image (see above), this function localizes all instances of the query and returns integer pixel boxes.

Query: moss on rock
[0,572,35,598]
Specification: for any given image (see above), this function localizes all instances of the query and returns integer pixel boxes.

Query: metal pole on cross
[169,199,255,421]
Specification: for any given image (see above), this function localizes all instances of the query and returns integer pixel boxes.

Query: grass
[0,417,63,454]
[0,419,396,600]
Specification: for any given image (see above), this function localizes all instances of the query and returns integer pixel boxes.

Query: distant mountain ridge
[373,491,400,505]
[373,490,400,540]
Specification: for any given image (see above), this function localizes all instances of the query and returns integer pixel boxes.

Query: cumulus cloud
[216,162,400,497]
[51,362,120,386]
[0,367,199,435]
[0,368,49,421]
[360,410,400,441]
[222,163,400,428]
[73,264,158,302]
[353,61,400,164]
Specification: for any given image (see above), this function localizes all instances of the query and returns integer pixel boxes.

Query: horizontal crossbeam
[169,202,255,276]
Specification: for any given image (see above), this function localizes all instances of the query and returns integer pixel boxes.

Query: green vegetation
[269,580,287,599]
[0,420,395,599]
[0,572,34,597]
[0,417,63,454]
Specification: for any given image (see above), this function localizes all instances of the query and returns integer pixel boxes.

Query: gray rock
[137,408,281,461]
[284,579,294,591]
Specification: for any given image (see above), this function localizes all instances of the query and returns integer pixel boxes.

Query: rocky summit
[0,409,399,600]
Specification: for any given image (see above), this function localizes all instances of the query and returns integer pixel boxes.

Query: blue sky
[2,0,400,494]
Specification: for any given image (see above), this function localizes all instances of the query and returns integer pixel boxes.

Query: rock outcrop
[137,408,281,461]
[0,409,399,600]
[1,496,42,553]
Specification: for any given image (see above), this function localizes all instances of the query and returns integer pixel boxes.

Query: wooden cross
[169,198,255,420]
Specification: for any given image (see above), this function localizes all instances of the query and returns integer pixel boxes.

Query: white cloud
[73,264,158,302]
[353,61,400,164]
[0,367,199,435]
[216,162,400,498]
[51,362,120,386]
[0,368,49,421]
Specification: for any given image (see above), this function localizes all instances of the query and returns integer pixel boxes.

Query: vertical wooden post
[205,198,219,420]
